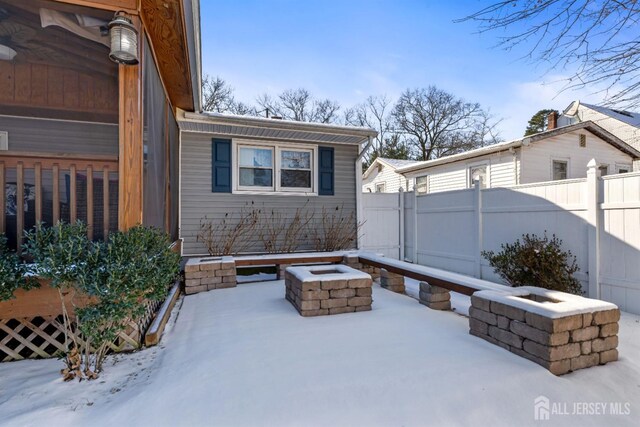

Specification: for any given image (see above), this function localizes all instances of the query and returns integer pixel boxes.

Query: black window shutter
[212,138,232,193]
[318,146,334,196]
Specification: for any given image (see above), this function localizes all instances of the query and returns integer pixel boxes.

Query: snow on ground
[1,280,639,427]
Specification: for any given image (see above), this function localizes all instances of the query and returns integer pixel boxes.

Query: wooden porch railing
[0,152,119,250]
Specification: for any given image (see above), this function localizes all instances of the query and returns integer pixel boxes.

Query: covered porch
[0,0,198,249]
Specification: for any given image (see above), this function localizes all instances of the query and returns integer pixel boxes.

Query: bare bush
[312,205,362,252]
[197,205,260,256]
[257,202,314,253]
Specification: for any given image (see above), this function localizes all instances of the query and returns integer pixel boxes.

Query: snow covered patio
[1,280,639,426]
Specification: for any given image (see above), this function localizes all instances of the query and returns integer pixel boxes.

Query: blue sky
[200,0,608,140]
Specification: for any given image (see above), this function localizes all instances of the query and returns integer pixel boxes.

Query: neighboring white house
[362,157,420,193]
[558,101,640,169]
[398,121,639,194]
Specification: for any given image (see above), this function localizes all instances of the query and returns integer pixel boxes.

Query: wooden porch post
[118,17,143,230]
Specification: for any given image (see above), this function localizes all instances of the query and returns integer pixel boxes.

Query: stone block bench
[285,265,373,316]
[184,256,237,295]
[469,287,620,375]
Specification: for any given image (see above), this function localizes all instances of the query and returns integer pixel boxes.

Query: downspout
[355,137,373,250]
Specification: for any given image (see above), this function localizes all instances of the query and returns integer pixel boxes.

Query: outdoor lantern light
[108,12,138,65]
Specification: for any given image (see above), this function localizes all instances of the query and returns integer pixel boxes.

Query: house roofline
[181,111,378,140]
[362,157,416,179]
[398,121,640,175]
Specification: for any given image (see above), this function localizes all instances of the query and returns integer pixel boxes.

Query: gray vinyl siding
[0,115,118,155]
[180,131,358,256]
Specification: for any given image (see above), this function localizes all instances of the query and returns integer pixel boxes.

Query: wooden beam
[52,164,60,224]
[69,164,77,224]
[0,162,4,234]
[87,165,94,239]
[34,163,42,224]
[140,0,194,111]
[118,16,143,230]
[103,166,110,238]
[50,0,137,14]
[16,162,24,252]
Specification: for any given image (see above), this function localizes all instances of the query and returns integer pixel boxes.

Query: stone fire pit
[469,286,620,375]
[285,265,373,317]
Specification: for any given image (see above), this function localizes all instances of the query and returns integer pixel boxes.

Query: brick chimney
[547,111,558,130]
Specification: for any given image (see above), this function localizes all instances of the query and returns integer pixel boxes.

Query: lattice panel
[0,300,161,362]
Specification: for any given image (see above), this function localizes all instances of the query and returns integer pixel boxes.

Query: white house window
[552,160,568,180]
[281,149,312,189]
[416,176,428,194]
[239,146,273,187]
[235,142,316,194]
[375,183,385,193]
[616,164,631,174]
[598,165,609,177]
[469,165,487,188]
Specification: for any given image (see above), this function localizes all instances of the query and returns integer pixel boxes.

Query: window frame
[232,140,318,195]
[616,163,632,174]
[375,182,386,193]
[415,175,429,194]
[236,144,275,191]
[279,147,315,193]
[467,162,489,188]
[551,158,570,181]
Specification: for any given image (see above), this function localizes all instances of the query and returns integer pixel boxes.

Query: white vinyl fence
[361,163,640,315]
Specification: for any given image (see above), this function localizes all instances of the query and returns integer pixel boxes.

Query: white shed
[362,157,420,193]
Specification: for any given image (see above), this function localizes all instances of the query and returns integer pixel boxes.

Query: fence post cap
[587,158,598,168]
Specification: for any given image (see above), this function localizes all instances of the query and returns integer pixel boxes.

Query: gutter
[183,111,378,139]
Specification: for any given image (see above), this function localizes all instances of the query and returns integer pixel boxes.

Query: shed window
[598,165,609,177]
[235,142,316,194]
[375,183,385,193]
[469,165,487,188]
[552,160,568,180]
[416,176,428,194]
[617,165,631,174]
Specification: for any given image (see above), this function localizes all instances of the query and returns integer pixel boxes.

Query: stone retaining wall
[184,256,237,295]
[285,265,373,317]
[469,288,620,375]
[342,254,380,280]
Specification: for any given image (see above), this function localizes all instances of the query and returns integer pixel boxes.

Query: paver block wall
[184,256,237,295]
[285,265,373,316]
[469,287,620,375]
[342,254,381,280]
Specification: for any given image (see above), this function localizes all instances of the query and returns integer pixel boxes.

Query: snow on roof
[579,102,640,128]
[378,158,421,169]
[362,157,421,179]
[397,121,640,175]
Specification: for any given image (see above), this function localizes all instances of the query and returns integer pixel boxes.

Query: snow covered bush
[482,233,582,295]
[0,234,37,301]
[24,222,180,380]
[78,226,181,374]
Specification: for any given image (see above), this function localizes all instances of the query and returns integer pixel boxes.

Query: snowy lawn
[1,280,639,427]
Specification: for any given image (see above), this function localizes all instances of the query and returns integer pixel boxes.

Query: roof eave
[182,111,378,140]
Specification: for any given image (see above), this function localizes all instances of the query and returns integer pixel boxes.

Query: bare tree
[460,1,640,108]
[256,88,341,123]
[392,86,488,160]
[201,74,235,113]
[344,95,396,166]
